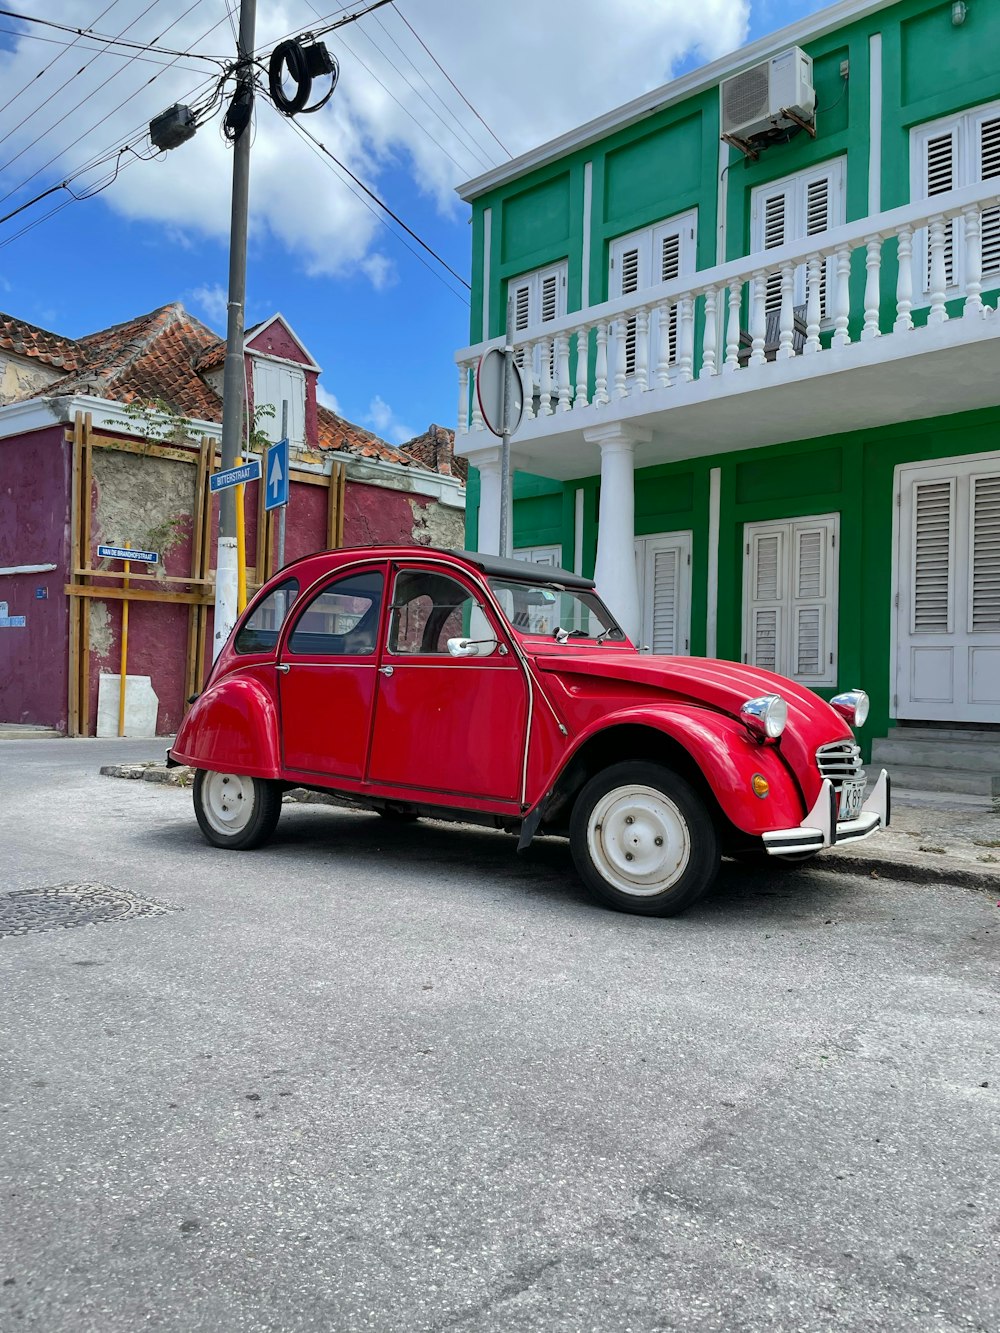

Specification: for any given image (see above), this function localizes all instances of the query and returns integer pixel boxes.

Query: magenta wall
[0,426,71,729]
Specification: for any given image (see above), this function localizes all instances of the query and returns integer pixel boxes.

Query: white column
[584,423,649,644]
[469,447,502,556]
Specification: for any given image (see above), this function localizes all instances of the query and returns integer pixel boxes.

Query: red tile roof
[0,312,80,371]
[0,302,450,478]
[399,423,466,481]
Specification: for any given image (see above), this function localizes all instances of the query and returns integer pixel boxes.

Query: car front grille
[816,739,865,791]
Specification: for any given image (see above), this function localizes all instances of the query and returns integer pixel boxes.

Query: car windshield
[488,577,627,643]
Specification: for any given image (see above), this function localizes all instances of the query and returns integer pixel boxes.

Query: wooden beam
[72,568,215,586]
[335,463,346,548]
[185,435,210,702]
[65,584,213,607]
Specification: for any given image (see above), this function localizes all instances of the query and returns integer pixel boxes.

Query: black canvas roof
[450,549,595,591]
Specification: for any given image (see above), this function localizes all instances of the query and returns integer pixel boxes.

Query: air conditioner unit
[720,47,815,141]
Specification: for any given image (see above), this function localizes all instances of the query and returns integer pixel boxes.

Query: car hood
[533,652,855,772]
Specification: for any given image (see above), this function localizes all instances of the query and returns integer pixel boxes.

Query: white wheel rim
[587,784,691,897]
[201,772,255,836]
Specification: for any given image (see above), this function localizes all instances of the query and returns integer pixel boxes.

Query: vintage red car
[169,545,889,916]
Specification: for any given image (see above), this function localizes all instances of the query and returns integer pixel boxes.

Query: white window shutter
[760,190,789,313]
[805,175,833,317]
[752,608,780,672]
[752,531,783,601]
[648,546,680,654]
[975,113,1000,278]
[616,244,641,375]
[656,228,682,363]
[970,473,1000,631]
[922,126,959,289]
[911,478,954,633]
[791,521,834,681]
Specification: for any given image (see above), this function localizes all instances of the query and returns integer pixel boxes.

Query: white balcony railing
[455,178,1000,440]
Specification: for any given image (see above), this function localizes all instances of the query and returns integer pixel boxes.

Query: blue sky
[0,0,831,444]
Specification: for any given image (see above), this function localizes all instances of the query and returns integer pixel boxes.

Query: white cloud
[315,382,341,416]
[0,273,11,293]
[0,2,751,285]
[189,282,228,329]
[365,394,416,445]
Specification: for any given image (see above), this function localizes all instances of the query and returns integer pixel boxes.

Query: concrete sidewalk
[93,750,1000,897]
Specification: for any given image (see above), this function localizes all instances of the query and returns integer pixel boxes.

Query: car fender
[538,704,806,836]
[169,674,281,779]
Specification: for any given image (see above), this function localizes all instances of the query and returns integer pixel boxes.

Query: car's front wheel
[193,769,282,850]
[569,762,720,916]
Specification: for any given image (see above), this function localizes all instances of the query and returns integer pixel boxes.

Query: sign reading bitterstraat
[209,458,262,493]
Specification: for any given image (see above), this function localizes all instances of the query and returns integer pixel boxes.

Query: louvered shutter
[752,609,780,671]
[922,127,958,289]
[911,478,954,633]
[649,547,680,653]
[512,278,532,371]
[636,532,691,654]
[975,113,1000,279]
[760,190,789,313]
[617,244,641,375]
[791,522,834,680]
[805,175,832,317]
[970,473,1000,631]
[656,228,681,364]
[746,528,784,670]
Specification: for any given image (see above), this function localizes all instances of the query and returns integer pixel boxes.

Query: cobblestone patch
[0,883,179,939]
[99,763,192,785]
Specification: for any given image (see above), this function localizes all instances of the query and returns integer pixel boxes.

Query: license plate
[839,779,865,821]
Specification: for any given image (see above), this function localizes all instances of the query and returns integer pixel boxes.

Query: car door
[277,563,387,781]
[366,563,529,802]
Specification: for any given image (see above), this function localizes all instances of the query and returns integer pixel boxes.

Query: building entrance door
[895,455,1000,722]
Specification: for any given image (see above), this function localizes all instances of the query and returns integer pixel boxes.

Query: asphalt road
[0,739,997,1333]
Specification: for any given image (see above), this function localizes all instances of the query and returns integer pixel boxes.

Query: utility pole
[498,298,514,560]
[213,0,257,659]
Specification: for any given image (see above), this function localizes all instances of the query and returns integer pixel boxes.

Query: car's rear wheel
[569,762,720,917]
[193,769,282,850]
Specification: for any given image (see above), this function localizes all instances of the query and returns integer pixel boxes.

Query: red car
[169,546,889,916]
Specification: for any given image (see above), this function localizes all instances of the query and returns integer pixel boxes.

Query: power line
[283,114,469,290]
[0,7,227,63]
[0,0,126,120]
[392,6,510,159]
[278,105,468,303]
[0,25,222,75]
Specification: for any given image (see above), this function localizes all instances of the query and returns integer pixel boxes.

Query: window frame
[385,566,497,658]
[749,157,846,317]
[283,567,385,659]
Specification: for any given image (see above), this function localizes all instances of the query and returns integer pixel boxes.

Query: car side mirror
[447,637,498,658]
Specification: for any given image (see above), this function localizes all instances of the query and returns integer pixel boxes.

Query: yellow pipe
[235,455,247,613]
[118,544,130,737]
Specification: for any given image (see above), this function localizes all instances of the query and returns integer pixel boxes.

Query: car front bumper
[762,768,890,857]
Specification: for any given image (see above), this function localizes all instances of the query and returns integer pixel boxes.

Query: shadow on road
[136,800,862,925]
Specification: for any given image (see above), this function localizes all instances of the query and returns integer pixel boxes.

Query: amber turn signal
[751,774,770,798]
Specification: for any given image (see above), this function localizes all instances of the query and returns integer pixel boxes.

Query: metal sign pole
[275,401,288,570]
[498,298,514,560]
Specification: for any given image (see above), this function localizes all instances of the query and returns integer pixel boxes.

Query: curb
[817,848,1000,894]
[99,764,346,806]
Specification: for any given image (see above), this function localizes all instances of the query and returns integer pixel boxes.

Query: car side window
[234,578,299,654]
[287,569,384,657]
[388,570,490,656]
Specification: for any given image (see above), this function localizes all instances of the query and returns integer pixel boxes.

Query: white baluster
[861,236,882,341]
[749,274,767,367]
[457,362,470,434]
[614,321,628,399]
[470,361,484,431]
[519,347,535,420]
[655,301,673,387]
[894,226,914,332]
[928,215,948,324]
[678,297,694,382]
[724,281,742,372]
[556,334,572,411]
[832,245,852,348]
[539,338,552,414]
[594,322,609,405]
[634,307,649,392]
[964,206,983,318]
[803,256,822,354]
[700,286,718,378]
[574,328,589,408]
[777,264,795,360]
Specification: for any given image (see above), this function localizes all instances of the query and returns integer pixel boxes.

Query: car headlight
[831,689,869,728]
[740,693,788,741]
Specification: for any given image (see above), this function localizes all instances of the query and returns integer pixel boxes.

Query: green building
[454,0,1000,784]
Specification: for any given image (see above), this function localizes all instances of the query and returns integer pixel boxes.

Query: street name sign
[265,438,290,512]
[97,544,159,564]
[209,459,261,493]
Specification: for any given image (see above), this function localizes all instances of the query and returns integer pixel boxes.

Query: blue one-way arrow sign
[209,458,261,493]
[265,438,289,512]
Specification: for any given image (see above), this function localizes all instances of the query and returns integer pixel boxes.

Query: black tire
[376,806,419,823]
[569,762,720,917]
[193,769,282,850]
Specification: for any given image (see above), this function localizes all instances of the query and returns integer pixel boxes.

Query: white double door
[895,454,1000,721]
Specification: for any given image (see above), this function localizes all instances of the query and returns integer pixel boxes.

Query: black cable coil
[268,38,339,117]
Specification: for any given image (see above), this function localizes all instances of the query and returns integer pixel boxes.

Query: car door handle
[378,665,393,677]
[275,663,290,674]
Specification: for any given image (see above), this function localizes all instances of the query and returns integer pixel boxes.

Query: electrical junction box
[149,104,197,153]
